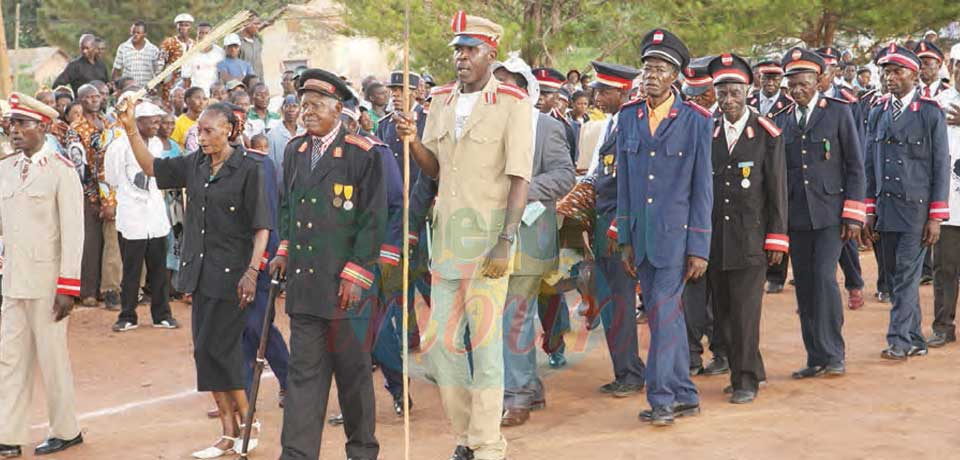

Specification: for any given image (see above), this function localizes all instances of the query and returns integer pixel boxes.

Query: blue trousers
[790,227,846,367]
[595,256,645,386]
[503,275,544,410]
[635,260,698,409]
[880,231,927,350]
[243,285,291,393]
[839,239,864,290]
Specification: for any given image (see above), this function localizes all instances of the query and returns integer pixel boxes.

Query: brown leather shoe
[501,408,530,427]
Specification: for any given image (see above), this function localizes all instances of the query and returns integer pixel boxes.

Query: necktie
[924,87,931,98]
[727,125,739,153]
[892,98,903,121]
[603,118,615,141]
[310,136,323,170]
[798,106,808,129]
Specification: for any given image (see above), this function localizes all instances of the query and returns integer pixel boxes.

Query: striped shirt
[113,38,161,87]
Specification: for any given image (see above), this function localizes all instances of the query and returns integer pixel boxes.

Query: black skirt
[191,292,248,391]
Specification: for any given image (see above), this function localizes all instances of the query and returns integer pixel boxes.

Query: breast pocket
[905,136,928,160]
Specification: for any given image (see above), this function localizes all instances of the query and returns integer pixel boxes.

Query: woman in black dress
[118,100,271,458]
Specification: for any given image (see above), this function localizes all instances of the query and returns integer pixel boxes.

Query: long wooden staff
[401,1,412,459]
[116,10,254,111]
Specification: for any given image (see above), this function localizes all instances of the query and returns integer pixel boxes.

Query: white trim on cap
[643,50,681,67]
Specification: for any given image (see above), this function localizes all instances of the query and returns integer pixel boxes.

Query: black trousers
[790,227,846,367]
[81,200,103,299]
[281,315,379,460]
[682,277,726,367]
[117,233,171,324]
[933,226,960,338]
[709,265,766,392]
[874,237,891,294]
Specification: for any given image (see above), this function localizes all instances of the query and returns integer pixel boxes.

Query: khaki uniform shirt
[422,77,533,279]
[0,144,84,298]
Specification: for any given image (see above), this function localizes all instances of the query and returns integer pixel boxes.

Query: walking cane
[238,272,283,458]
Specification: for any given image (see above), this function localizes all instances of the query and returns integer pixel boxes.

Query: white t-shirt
[104,134,171,239]
[182,45,225,95]
[951,42,960,63]
[936,88,960,227]
[455,92,481,140]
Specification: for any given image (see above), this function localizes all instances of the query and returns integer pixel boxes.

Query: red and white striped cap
[8,92,59,123]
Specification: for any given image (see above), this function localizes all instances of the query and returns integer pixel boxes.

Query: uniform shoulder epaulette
[344,133,374,151]
[824,95,851,105]
[756,115,782,138]
[54,151,75,168]
[364,134,387,147]
[684,100,712,118]
[919,96,942,109]
[839,88,859,103]
[620,97,643,110]
[432,83,455,95]
[495,83,526,100]
[873,93,890,107]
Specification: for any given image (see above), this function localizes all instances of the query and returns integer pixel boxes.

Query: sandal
[235,419,261,455]
[191,436,236,459]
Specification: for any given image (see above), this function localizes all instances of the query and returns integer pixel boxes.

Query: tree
[336,0,960,80]
[3,0,46,48]
[36,1,294,65]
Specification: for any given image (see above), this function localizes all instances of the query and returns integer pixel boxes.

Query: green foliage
[3,0,46,48]
[336,0,960,80]
[35,0,295,65]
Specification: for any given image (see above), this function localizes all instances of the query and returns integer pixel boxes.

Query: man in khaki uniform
[0,93,85,458]
[398,11,533,460]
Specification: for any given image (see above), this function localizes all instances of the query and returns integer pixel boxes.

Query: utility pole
[15,3,21,50]
[0,4,13,98]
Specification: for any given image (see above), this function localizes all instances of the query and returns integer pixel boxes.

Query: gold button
[309,268,314,274]
[307,222,313,228]
[650,151,656,157]
[647,198,653,204]
[295,268,301,274]
[296,244,301,250]
[297,221,302,227]
[229,206,235,212]
[724,216,730,220]
[224,268,231,273]
[648,174,654,180]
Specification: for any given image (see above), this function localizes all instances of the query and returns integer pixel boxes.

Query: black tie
[798,105,808,130]
[892,99,903,121]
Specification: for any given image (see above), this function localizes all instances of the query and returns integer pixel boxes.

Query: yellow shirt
[421,77,534,279]
[647,92,675,135]
[170,114,197,149]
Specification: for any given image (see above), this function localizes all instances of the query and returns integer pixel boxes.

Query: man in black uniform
[706,54,788,403]
[271,69,386,460]
[748,59,793,119]
[773,49,865,379]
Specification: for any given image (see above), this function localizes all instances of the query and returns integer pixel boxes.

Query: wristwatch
[498,232,516,244]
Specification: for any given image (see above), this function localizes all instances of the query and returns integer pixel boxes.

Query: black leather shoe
[824,363,846,377]
[927,332,957,348]
[649,406,674,426]
[703,356,729,375]
[393,394,413,417]
[548,352,567,369]
[765,282,784,293]
[689,363,704,376]
[723,385,734,395]
[875,292,891,303]
[328,413,345,426]
[35,434,83,456]
[881,346,907,361]
[450,445,474,460]
[730,390,756,404]
[0,444,21,458]
[639,402,699,421]
[599,381,619,394]
[611,382,644,398]
[791,366,825,379]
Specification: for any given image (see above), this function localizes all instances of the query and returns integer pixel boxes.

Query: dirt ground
[16,253,960,460]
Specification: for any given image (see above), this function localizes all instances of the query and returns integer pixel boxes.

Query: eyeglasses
[9,119,39,129]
